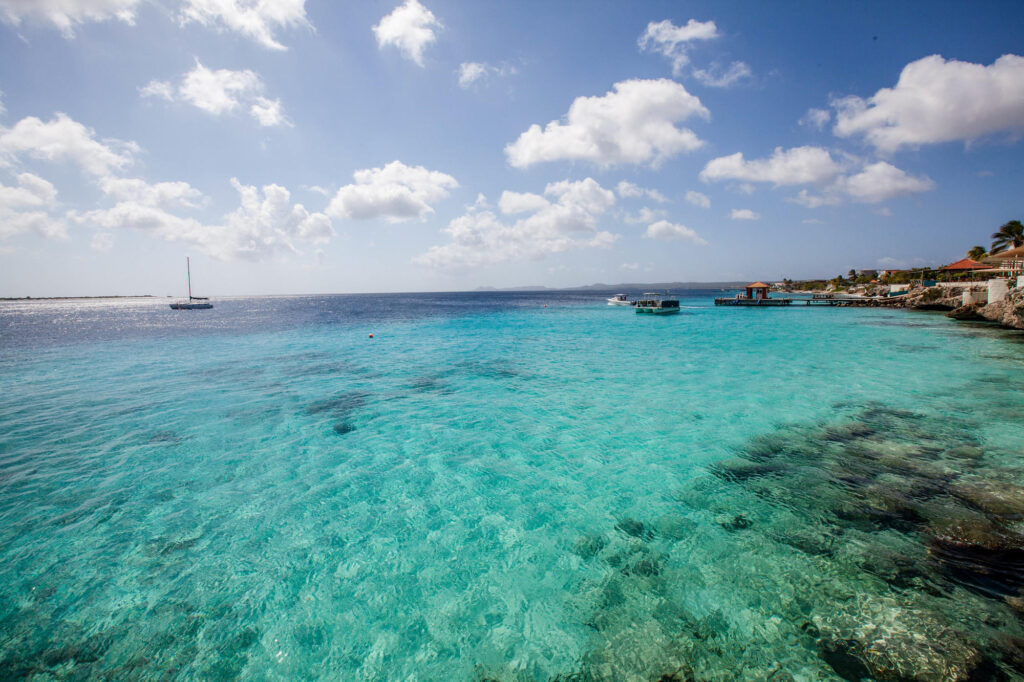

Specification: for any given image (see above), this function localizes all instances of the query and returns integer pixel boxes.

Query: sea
[1,290,1022,680]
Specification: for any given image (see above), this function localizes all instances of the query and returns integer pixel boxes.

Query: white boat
[607,293,633,306]
[169,257,213,310]
[635,292,680,315]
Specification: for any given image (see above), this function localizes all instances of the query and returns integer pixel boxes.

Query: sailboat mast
[187,257,192,300]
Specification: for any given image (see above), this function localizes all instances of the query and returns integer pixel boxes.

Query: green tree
[990,220,1024,254]
[967,245,987,261]
[847,268,857,280]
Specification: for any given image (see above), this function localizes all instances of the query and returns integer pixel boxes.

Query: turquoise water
[1,292,1023,680]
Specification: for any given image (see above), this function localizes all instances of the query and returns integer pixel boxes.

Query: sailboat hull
[169,302,213,310]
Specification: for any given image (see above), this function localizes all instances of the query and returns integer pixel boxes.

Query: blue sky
[0,0,1022,296]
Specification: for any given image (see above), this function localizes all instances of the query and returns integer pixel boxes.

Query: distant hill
[475,281,749,292]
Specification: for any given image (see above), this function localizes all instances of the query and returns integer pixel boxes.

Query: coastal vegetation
[991,219,1024,253]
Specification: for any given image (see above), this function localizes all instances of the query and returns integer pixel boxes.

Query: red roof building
[940,258,988,271]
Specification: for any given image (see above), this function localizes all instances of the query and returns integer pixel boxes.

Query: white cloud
[638,19,718,75]
[144,61,288,127]
[498,190,550,215]
[457,61,516,89]
[179,0,311,51]
[832,54,1024,152]
[730,208,759,220]
[616,180,668,203]
[98,177,204,209]
[622,206,666,225]
[139,80,175,101]
[802,218,825,225]
[0,89,6,117]
[0,0,138,36]
[74,178,332,260]
[875,207,893,217]
[684,190,710,208]
[692,61,752,88]
[800,108,831,130]
[644,220,707,245]
[414,178,617,268]
[700,146,844,186]
[327,160,457,222]
[90,231,114,251]
[373,0,441,67]
[506,79,708,168]
[250,96,289,127]
[836,161,934,203]
[0,113,136,178]
[0,172,65,240]
[458,62,487,88]
[0,172,57,208]
[179,61,259,114]
[620,262,641,271]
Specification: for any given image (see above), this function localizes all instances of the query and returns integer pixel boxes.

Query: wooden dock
[714,294,881,307]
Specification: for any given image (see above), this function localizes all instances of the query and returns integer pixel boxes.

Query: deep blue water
[1,291,1023,680]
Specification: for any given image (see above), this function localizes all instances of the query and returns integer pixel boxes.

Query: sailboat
[169,257,213,310]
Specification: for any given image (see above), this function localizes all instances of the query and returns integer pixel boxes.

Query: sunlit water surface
[1,292,1023,680]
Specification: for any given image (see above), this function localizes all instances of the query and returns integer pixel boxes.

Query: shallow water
[1,292,1022,680]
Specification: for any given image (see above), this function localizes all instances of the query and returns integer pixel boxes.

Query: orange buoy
[369,333,374,338]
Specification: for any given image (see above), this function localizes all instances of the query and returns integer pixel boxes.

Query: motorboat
[607,293,633,306]
[635,292,680,315]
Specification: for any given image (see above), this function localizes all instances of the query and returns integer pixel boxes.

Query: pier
[714,283,887,307]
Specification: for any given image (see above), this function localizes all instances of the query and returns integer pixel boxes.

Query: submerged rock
[571,533,607,560]
[815,598,998,681]
[615,517,654,540]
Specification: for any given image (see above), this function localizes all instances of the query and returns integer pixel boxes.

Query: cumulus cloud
[179,0,311,51]
[414,178,617,268]
[142,60,289,127]
[730,209,759,220]
[700,146,844,186]
[506,79,708,168]
[74,178,332,260]
[620,262,641,271]
[98,177,204,209]
[373,0,441,67]
[684,190,710,208]
[616,181,668,203]
[832,54,1024,152]
[622,206,666,225]
[327,160,457,222]
[800,108,831,130]
[0,172,65,240]
[0,113,136,178]
[644,220,707,245]
[706,145,935,207]
[638,18,718,75]
[457,61,516,89]
[0,0,138,35]
[835,161,934,203]
[692,61,752,88]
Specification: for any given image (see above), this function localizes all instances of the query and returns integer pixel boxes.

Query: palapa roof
[746,281,770,288]
[940,258,988,271]
[990,244,1024,260]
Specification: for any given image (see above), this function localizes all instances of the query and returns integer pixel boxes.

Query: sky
[0,0,1022,296]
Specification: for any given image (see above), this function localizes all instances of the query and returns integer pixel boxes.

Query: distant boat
[607,293,633,306]
[169,257,213,310]
[635,292,680,315]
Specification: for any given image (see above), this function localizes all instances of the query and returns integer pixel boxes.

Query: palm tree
[967,245,987,261]
[990,220,1024,254]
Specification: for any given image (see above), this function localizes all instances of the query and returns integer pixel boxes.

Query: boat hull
[169,302,213,310]
[635,307,679,314]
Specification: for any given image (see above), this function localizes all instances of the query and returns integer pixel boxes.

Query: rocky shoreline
[828,284,1024,331]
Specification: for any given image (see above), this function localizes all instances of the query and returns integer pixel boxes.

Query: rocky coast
[835,283,1024,332]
